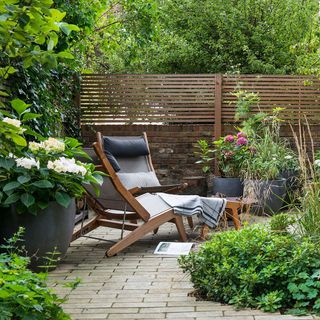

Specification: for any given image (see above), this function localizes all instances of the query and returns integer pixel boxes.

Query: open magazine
[154,242,194,255]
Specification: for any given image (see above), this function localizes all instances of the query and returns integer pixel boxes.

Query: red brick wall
[82,124,214,184]
[82,123,320,186]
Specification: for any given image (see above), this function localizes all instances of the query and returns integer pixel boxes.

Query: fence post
[214,74,222,175]
[73,73,81,137]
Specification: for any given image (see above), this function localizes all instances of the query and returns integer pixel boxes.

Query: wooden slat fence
[80,74,216,124]
[222,75,320,122]
[80,74,320,129]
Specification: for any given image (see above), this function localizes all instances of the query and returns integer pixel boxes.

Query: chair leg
[72,216,99,242]
[187,216,194,229]
[174,216,188,242]
[227,202,241,230]
[106,211,177,257]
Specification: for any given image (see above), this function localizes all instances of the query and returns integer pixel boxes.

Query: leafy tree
[101,0,319,74]
[0,0,79,137]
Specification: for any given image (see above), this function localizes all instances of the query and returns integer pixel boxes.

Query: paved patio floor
[49,220,317,320]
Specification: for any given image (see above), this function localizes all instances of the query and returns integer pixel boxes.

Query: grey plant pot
[211,177,244,197]
[0,200,75,271]
[244,179,286,215]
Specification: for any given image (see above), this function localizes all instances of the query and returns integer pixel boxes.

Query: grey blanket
[157,193,227,228]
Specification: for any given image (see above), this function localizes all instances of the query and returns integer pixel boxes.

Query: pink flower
[224,135,234,143]
[237,132,246,139]
[236,137,248,146]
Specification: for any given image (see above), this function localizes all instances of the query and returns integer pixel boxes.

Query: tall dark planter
[244,179,286,215]
[0,201,75,270]
[211,177,244,197]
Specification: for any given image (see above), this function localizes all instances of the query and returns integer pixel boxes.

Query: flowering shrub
[213,132,252,177]
[0,107,103,214]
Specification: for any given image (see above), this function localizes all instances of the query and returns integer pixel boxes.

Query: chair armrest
[135,183,188,195]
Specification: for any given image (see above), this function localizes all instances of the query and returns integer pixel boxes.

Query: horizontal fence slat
[79,74,320,125]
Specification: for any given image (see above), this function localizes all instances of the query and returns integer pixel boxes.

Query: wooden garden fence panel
[80,74,216,125]
[80,73,320,132]
[222,75,320,123]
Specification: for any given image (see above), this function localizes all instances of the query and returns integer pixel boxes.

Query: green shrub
[179,224,320,315]
[0,230,72,320]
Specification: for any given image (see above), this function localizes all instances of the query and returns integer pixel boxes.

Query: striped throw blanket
[157,193,227,228]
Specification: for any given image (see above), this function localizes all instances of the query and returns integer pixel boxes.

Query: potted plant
[211,131,252,197]
[243,130,296,215]
[194,139,215,196]
[0,103,102,269]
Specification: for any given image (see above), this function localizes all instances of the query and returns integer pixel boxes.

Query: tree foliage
[100,0,319,74]
[0,0,80,137]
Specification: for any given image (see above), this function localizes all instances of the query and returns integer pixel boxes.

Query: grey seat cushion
[117,171,160,189]
[136,193,171,216]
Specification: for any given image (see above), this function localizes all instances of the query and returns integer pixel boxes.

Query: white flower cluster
[3,117,26,133]
[15,157,40,170]
[47,157,87,176]
[29,138,65,153]
[314,159,320,167]
[3,117,22,128]
[284,155,293,160]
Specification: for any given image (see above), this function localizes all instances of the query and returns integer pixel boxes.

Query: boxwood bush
[179,224,320,315]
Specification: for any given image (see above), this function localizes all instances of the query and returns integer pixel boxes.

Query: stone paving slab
[49,221,317,320]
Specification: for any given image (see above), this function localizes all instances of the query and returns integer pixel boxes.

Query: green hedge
[179,224,320,315]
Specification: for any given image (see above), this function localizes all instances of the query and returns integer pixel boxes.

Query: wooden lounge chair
[72,133,189,257]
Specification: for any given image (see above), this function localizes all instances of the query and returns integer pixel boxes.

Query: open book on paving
[154,242,194,255]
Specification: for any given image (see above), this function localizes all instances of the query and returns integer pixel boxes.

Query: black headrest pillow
[103,136,150,157]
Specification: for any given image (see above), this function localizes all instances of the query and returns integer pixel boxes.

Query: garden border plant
[179,220,320,316]
[0,228,80,320]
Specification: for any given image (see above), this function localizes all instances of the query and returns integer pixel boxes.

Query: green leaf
[57,51,74,59]
[3,181,21,193]
[58,22,80,35]
[92,173,104,185]
[0,158,15,170]
[17,175,31,184]
[22,113,42,121]
[21,193,35,208]
[32,180,53,188]
[0,109,13,117]
[55,192,71,208]
[10,99,31,115]
[38,201,49,210]
[47,38,55,51]
[4,193,20,205]
[11,134,27,147]
[49,8,66,21]
[0,91,9,97]
[0,14,10,22]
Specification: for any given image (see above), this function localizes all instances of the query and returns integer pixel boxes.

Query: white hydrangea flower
[29,141,42,152]
[284,155,293,160]
[15,157,40,170]
[3,117,22,128]
[42,138,65,153]
[314,159,320,167]
[47,157,87,176]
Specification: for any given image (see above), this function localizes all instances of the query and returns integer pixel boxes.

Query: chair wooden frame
[72,141,187,257]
